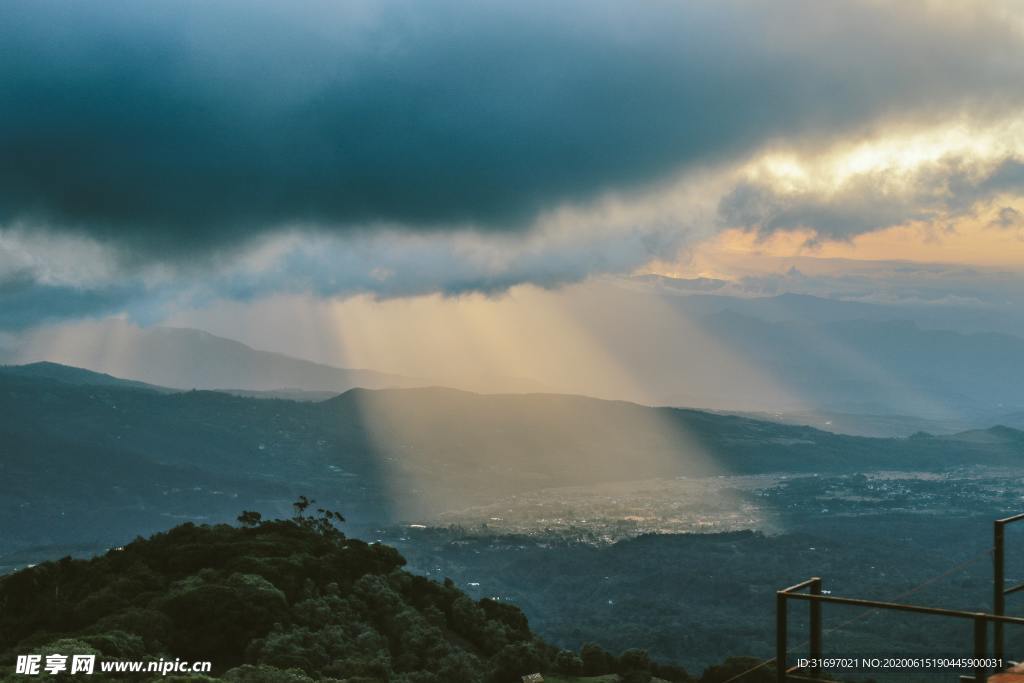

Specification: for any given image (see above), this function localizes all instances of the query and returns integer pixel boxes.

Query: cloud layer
[720,150,1024,240]
[3,0,1023,256]
[3,1,1024,328]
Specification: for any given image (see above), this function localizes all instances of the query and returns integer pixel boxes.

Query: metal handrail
[773,512,1024,683]
[777,578,822,680]
[782,591,1024,625]
[776,581,1022,683]
[994,513,1024,660]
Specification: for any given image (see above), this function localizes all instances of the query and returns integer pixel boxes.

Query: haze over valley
[4,355,1024,674]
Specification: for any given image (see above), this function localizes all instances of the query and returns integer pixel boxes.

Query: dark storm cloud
[0,273,141,329]
[2,0,1022,256]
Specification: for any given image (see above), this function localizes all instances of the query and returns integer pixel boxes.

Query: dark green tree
[580,642,613,675]
[237,511,262,527]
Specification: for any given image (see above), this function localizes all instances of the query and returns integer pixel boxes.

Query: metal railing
[993,512,1024,660]
[776,578,1024,682]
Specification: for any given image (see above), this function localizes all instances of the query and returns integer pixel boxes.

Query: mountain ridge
[3,365,1023,563]
[3,322,427,393]
[0,361,171,392]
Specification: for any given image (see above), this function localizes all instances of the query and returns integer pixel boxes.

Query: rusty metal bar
[997,513,1024,525]
[780,578,821,594]
[993,512,1024,660]
[996,520,1005,661]
[809,578,822,680]
[784,591,1024,625]
[974,614,988,682]
[777,590,788,683]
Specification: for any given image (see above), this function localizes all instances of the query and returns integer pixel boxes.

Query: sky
[3,0,1024,397]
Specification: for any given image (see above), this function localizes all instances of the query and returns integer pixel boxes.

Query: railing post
[777,591,788,683]
[995,521,1005,661]
[809,578,822,679]
[974,614,988,683]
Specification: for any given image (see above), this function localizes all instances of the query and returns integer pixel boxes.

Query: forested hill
[0,513,765,683]
[0,361,171,392]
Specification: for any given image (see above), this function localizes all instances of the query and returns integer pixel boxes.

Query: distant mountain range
[3,322,426,393]
[690,312,1024,418]
[2,363,1023,566]
[7,288,1024,428]
[633,275,1024,338]
[1,321,552,396]
[537,283,1024,420]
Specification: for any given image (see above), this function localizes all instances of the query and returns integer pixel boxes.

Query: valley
[3,363,1023,680]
